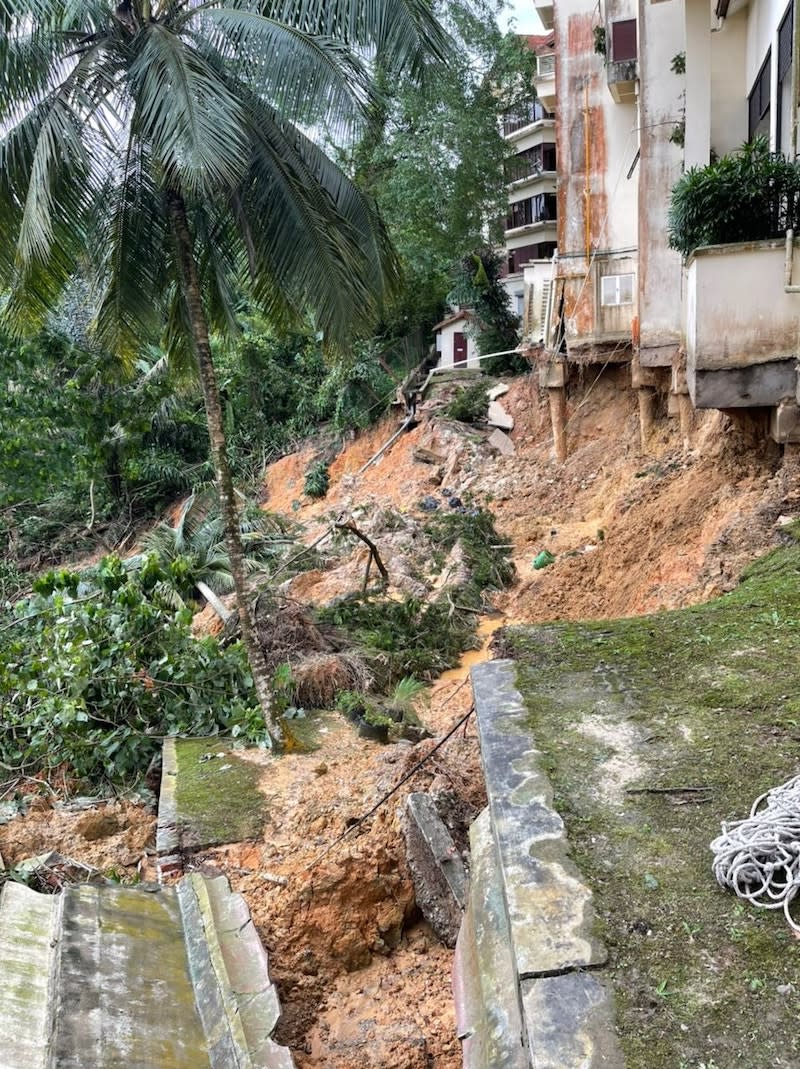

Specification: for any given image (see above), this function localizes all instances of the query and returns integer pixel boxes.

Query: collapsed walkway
[0,872,294,1069]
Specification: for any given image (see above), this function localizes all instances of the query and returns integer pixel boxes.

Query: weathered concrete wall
[685,240,800,373]
[453,660,624,1069]
[553,2,638,361]
[637,0,684,366]
[0,875,294,1069]
[711,10,748,157]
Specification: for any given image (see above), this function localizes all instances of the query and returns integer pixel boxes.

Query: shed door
[453,331,467,367]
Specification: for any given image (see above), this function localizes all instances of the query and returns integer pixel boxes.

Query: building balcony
[533,0,553,30]
[606,19,638,103]
[502,101,555,140]
[684,239,800,409]
[533,53,556,112]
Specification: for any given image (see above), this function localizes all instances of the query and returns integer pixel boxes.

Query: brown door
[453,331,467,367]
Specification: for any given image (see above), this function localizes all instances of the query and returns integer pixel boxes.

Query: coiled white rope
[710,774,800,932]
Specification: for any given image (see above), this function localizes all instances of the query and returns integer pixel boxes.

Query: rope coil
[710,774,800,931]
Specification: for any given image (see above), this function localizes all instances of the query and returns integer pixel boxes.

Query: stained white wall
[435,321,481,370]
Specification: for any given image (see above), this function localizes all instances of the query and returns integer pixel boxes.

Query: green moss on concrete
[507,538,800,1069]
[174,739,265,847]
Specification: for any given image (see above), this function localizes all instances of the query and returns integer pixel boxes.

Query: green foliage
[0,328,209,565]
[320,507,514,682]
[593,26,607,57]
[304,462,331,499]
[0,556,263,785]
[320,594,478,683]
[670,52,686,75]
[142,491,292,598]
[390,676,426,711]
[445,380,490,423]
[422,507,516,591]
[668,139,800,256]
[447,250,525,373]
[350,2,536,334]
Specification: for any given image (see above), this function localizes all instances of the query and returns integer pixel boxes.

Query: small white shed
[433,310,481,371]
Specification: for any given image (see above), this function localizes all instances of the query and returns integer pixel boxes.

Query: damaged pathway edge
[454,659,624,1069]
[0,872,295,1069]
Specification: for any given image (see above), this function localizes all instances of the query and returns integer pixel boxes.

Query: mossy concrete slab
[470,659,606,977]
[453,808,528,1069]
[0,875,294,1069]
[167,737,267,852]
[0,881,60,1069]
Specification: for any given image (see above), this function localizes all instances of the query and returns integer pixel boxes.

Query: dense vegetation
[0,0,530,781]
[1,557,263,785]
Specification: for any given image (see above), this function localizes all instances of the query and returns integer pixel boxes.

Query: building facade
[529,0,800,456]
[501,34,559,327]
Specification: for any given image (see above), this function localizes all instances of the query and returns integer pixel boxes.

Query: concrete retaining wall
[453,659,624,1068]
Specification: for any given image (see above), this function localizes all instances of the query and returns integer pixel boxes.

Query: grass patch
[506,539,800,1069]
[174,738,265,847]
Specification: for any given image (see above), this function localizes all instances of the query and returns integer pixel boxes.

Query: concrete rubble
[487,400,514,431]
[487,428,516,456]
[0,871,295,1069]
[402,792,468,947]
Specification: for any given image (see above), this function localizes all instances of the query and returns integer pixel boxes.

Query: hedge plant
[668,138,800,257]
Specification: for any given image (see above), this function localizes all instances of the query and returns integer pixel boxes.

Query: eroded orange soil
[4,367,797,1067]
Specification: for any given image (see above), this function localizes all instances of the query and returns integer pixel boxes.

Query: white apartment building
[529,0,800,454]
[501,34,558,328]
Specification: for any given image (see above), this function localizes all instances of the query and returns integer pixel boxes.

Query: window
[610,19,637,63]
[749,50,772,140]
[600,273,634,307]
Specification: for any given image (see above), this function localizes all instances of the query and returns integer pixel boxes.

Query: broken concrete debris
[487,428,515,456]
[0,872,295,1069]
[487,400,514,431]
[487,383,510,401]
[403,792,468,948]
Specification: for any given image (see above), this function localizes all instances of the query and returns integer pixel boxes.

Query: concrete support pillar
[638,388,657,452]
[549,387,568,463]
[678,392,694,448]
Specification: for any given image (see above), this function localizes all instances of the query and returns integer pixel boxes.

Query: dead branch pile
[290,652,372,708]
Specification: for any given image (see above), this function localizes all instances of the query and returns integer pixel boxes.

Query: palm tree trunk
[166,191,284,750]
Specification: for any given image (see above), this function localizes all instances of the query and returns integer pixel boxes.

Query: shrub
[304,461,330,499]
[445,381,489,423]
[0,556,264,785]
[668,138,800,257]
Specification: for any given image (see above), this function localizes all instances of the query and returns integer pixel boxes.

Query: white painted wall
[435,320,481,370]
[711,10,748,156]
[637,0,686,364]
[685,239,800,371]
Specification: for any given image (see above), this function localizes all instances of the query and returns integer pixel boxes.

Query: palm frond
[245,0,451,77]
[93,135,171,367]
[186,8,373,134]
[128,22,250,195]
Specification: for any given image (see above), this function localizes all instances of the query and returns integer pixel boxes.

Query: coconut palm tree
[0,0,448,748]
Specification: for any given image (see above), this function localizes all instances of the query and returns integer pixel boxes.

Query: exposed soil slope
[4,367,796,1067]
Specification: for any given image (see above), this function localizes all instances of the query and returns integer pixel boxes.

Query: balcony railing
[502,100,553,137]
[504,143,557,184]
[506,193,557,230]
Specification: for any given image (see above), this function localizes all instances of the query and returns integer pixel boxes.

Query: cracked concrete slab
[471,659,606,977]
[0,873,294,1069]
